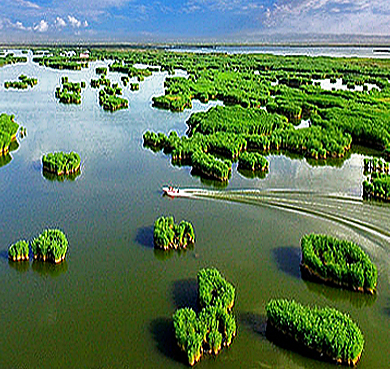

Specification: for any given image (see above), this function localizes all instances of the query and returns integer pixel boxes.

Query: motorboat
[162,186,181,197]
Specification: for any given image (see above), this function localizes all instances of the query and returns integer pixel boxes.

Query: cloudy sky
[0,0,389,43]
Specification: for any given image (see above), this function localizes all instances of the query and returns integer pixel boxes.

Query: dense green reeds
[173,268,236,366]
[300,234,377,294]
[4,74,38,89]
[31,229,68,263]
[0,113,19,156]
[8,240,29,261]
[42,151,81,176]
[55,76,85,104]
[153,216,195,250]
[266,299,364,366]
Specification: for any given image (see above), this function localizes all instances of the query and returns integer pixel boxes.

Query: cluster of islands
[0,46,388,367]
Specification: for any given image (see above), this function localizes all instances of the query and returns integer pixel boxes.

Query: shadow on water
[31,259,68,277]
[0,250,9,260]
[171,278,198,311]
[153,245,194,261]
[239,312,267,340]
[135,225,154,249]
[303,279,377,308]
[272,246,302,279]
[150,317,187,365]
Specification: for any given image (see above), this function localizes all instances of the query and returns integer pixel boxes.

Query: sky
[1,0,390,43]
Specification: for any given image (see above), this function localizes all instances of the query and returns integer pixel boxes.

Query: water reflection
[8,260,29,273]
[31,259,68,277]
[303,279,377,308]
[153,245,193,261]
[42,170,81,182]
[237,168,268,180]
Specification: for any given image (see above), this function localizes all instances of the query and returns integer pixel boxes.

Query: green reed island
[55,76,86,104]
[300,234,377,294]
[153,216,195,250]
[4,74,38,89]
[8,240,29,262]
[31,229,68,263]
[173,268,236,366]
[42,151,81,176]
[0,113,19,156]
[266,299,364,366]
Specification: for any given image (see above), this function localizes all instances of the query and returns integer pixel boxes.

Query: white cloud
[263,0,390,35]
[83,20,88,27]
[33,19,49,32]
[68,15,82,28]
[15,0,40,9]
[55,17,66,27]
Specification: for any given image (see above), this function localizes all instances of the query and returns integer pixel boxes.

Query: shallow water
[0,53,389,369]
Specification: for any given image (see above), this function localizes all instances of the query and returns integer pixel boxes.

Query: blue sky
[1,0,390,43]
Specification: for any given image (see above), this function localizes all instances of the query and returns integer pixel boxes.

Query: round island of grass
[173,268,236,366]
[300,234,377,294]
[266,299,364,366]
[153,216,195,251]
[31,229,68,263]
[8,240,29,261]
[42,151,81,176]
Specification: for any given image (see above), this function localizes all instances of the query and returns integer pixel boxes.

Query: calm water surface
[0,52,389,369]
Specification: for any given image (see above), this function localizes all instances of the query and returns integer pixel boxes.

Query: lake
[0,50,389,369]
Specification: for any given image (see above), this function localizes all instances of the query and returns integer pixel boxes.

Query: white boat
[162,186,181,197]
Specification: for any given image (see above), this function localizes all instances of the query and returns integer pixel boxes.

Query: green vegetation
[32,50,89,70]
[153,216,195,250]
[238,151,269,172]
[173,268,236,366]
[42,151,81,176]
[55,76,85,104]
[31,229,68,263]
[8,240,29,261]
[300,234,377,294]
[98,82,129,111]
[266,299,364,366]
[0,113,19,156]
[0,53,27,67]
[95,67,107,75]
[130,83,139,91]
[362,157,390,201]
[4,74,38,89]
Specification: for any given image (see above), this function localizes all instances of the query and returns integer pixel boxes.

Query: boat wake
[178,188,390,244]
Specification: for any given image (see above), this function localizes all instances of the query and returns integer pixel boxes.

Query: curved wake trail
[179,188,390,245]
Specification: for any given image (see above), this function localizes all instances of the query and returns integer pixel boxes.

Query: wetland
[0,46,390,369]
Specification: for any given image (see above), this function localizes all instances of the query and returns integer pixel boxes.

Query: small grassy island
[55,76,85,104]
[98,82,128,112]
[300,234,377,294]
[42,151,81,176]
[8,240,29,261]
[4,74,38,89]
[363,157,390,201]
[173,268,236,366]
[153,216,195,250]
[266,299,364,366]
[0,113,19,156]
[31,229,68,263]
